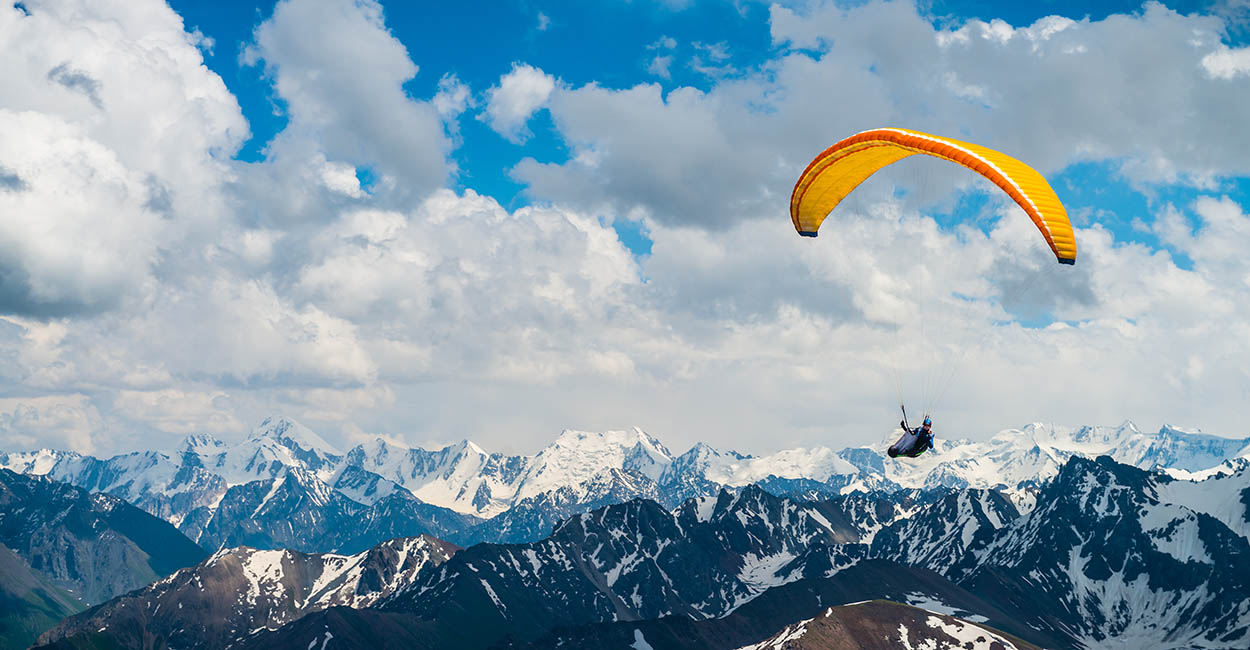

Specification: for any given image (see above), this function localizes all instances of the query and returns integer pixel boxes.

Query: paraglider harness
[889,406,934,458]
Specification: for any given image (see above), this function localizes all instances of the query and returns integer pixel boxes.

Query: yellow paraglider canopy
[790,127,1076,264]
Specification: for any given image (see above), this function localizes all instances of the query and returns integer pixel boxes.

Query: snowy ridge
[36,535,459,649]
[697,446,859,486]
[734,601,1036,650]
[959,456,1250,648]
[869,489,1020,580]
[1154,463,1250,540]
[514,428,673,501]
[382,485,863,629]
[4,417,1248,554]
[345,438,525,517]
[856,421,1250,509]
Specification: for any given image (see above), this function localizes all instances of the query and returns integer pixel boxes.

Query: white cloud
[0,0,247,318]
[648,55,674,79]
[243,0,451,197]
[482,63,557,143]
[514,82,767,230]
[111,389,245,435]
[1153,196,1250,288]
[0,398,104,454]
[690,41,737,78]
[320,160,365,197]
[0,111,162,316]
[1202,44,1250,78]
[292,189,644,384]
[433,73,473,123]
[649,36,678,50]
[693,41,731,62]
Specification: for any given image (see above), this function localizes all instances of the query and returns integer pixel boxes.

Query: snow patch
[926,615,1017,649]
[630,629,655,650]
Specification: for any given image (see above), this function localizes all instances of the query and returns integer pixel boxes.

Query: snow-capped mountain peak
[0,448,78,475]
[181,433,225,452]
[248,416,343,456]
[5,417,1249,558]
[512,428,674,503]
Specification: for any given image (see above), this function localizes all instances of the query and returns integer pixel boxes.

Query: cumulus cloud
[0,111,160,316]
[242,0,451,198]
[433,73,473,123]
[0,398,104,454]
[320,159,366,198]
[0,0,246,318]
[514,82,769,230]
[292,190,644,384]
[2,0,1250,456]
[482,63,557,143]
[1202,44,1250,78]
[648,55,674,79]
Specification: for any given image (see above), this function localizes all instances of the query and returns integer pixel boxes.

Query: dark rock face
[0,469,206,605]
[386,486,863,626]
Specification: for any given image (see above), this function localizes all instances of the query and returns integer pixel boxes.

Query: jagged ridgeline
[3,416,1247,553]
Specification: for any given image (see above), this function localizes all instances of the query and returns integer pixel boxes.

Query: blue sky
[3,0,1250,454]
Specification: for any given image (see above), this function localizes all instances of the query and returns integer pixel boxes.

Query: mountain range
[5,417,1250,649]
[3,416,1247,555]
[27,450,1250,650]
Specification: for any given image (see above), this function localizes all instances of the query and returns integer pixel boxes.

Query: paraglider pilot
[888,416,934,458]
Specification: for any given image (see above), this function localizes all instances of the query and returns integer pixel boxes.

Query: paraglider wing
[789,128,1076,264]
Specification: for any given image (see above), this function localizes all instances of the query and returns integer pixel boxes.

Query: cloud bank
[1,0,1248,456]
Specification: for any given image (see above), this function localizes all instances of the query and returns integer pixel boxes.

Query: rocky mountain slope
[730,600,1043,650]
[508,566,1062,650]
[0,469,206,605]
[957,456,1250,649]
[36,535,458,650]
